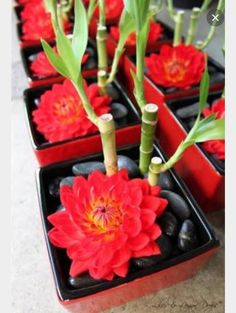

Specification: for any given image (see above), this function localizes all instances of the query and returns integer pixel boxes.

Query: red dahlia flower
[145,44,205,89]
[84,0,123,20]
[48,169,167,280]
[110,22,163,46]
[32,79,111,143]
[202,98,225,160]
[30,47,89,77]
[21,0,71,41]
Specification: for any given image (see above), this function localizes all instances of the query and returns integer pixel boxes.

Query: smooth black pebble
[72,161,106,176]
[165,87,177,94]
[160,190,191,220]
[117,155,140,178]
[158,212,178,237]
[210,72,225,84]
[60,176,75,188]
[176,102,209,119]
[83,57,97,70]
[68,274,105,289]
[28,53,38,62]
[156,234,173,260]
[34,98,40,106]
[159,171,174,191]
[111,102,128,120]
[178,219,199,252]
[85,47,96,58]
[56,205,65,213]
[107,84,120,101]
[48,177,63,198]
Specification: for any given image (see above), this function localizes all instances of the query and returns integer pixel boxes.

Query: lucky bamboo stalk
[173,10,185,46]
[196,0,225,50]
[98,114,118,176]
[96,0,108,76]
[186,7,200,45]
[98,70,107,95]
[139,104,158,175]
[148,157,163,186]
[87,0,97,25]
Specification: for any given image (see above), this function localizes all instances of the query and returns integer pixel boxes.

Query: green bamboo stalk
[166,0,175,20]
[148,157,163,186]
[173,10,185,46]
[98,114,118,176]
[186,7,200,45]
[199,0,211,13]
[139,104,158,175]
[96,25,108,71]
[60,0,73,13]
[87,0,97,25]
[196,0,225,50]
[98,70,107,95]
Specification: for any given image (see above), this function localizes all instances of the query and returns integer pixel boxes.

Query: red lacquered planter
[122,50,225,103]
[120,56,224,213]
[24,78,141,166]
[20,39,99,87]
[36,144,219,313]
[106,22,176,59]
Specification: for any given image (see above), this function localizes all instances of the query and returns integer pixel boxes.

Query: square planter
[106,21,177,59]
[121,50,225,105]
[161,91,225,213]
[24,77,141,166]
[20,38,99,87]
[119,58,224,213]
[13,4,22,21]
[36,143,219,313]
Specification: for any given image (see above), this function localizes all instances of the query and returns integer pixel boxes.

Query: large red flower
[30,47,89,77]
[202,98,225,160]
[110,22,163,46]
[48,169,167,280]
[17,0,33,5]
[145,44,205,89]
[32,79,111,143]
[84,0,123,20]
[21,0,71,41]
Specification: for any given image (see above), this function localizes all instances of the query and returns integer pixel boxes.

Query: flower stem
[173,10,185,47]
[98,70,107,95]
[196,0,225,50]
[139,104,158,175]
[98,114,118,176]
[148,157,162,186]
[186,8,200,45]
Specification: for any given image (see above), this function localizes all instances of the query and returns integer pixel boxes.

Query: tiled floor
[11,2,224,313]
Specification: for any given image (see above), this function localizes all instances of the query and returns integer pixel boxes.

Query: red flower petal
[113,262,129,278]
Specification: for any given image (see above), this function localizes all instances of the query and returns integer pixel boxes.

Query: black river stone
[117,155,140,178]
[158,211,178,237]
[176,102,209,119]
[60,176,75,188]
[48,177,63,198]
[72,161,106,176]
[111,102,128,120]
[178,219,199,252]
[160,190,191,221]
[68,274,105,289]
[107,83,120,101]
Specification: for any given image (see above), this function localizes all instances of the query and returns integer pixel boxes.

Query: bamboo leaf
[118,9,136,46]
[72,0,88,73]
[41,39,71,77]
[124,0,151,32]
[44,0,59,29]
[198,57,210,114]
[56,29,78,80]
[193,118,225,142]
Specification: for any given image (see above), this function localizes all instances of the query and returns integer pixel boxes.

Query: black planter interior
[20,38,99,82]
[36,143,219,301]
[167,91,225,174]
[23,78,141,150]
[171,0,212,10]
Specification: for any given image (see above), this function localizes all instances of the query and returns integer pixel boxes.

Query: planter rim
[23,78,141,151]
[35,143,219,302]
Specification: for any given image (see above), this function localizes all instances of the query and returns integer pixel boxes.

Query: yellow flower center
[53,96,82,125]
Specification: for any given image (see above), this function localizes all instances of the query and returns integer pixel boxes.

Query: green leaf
[72,0,89,73]
[118,9,136,47]
[198,59,210,114]
[124,0,151,32]
[193,118,225,142]
[43,0,59,29]
[87,0,97,24]
[56,29,78,81]
[41,39,70,77]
